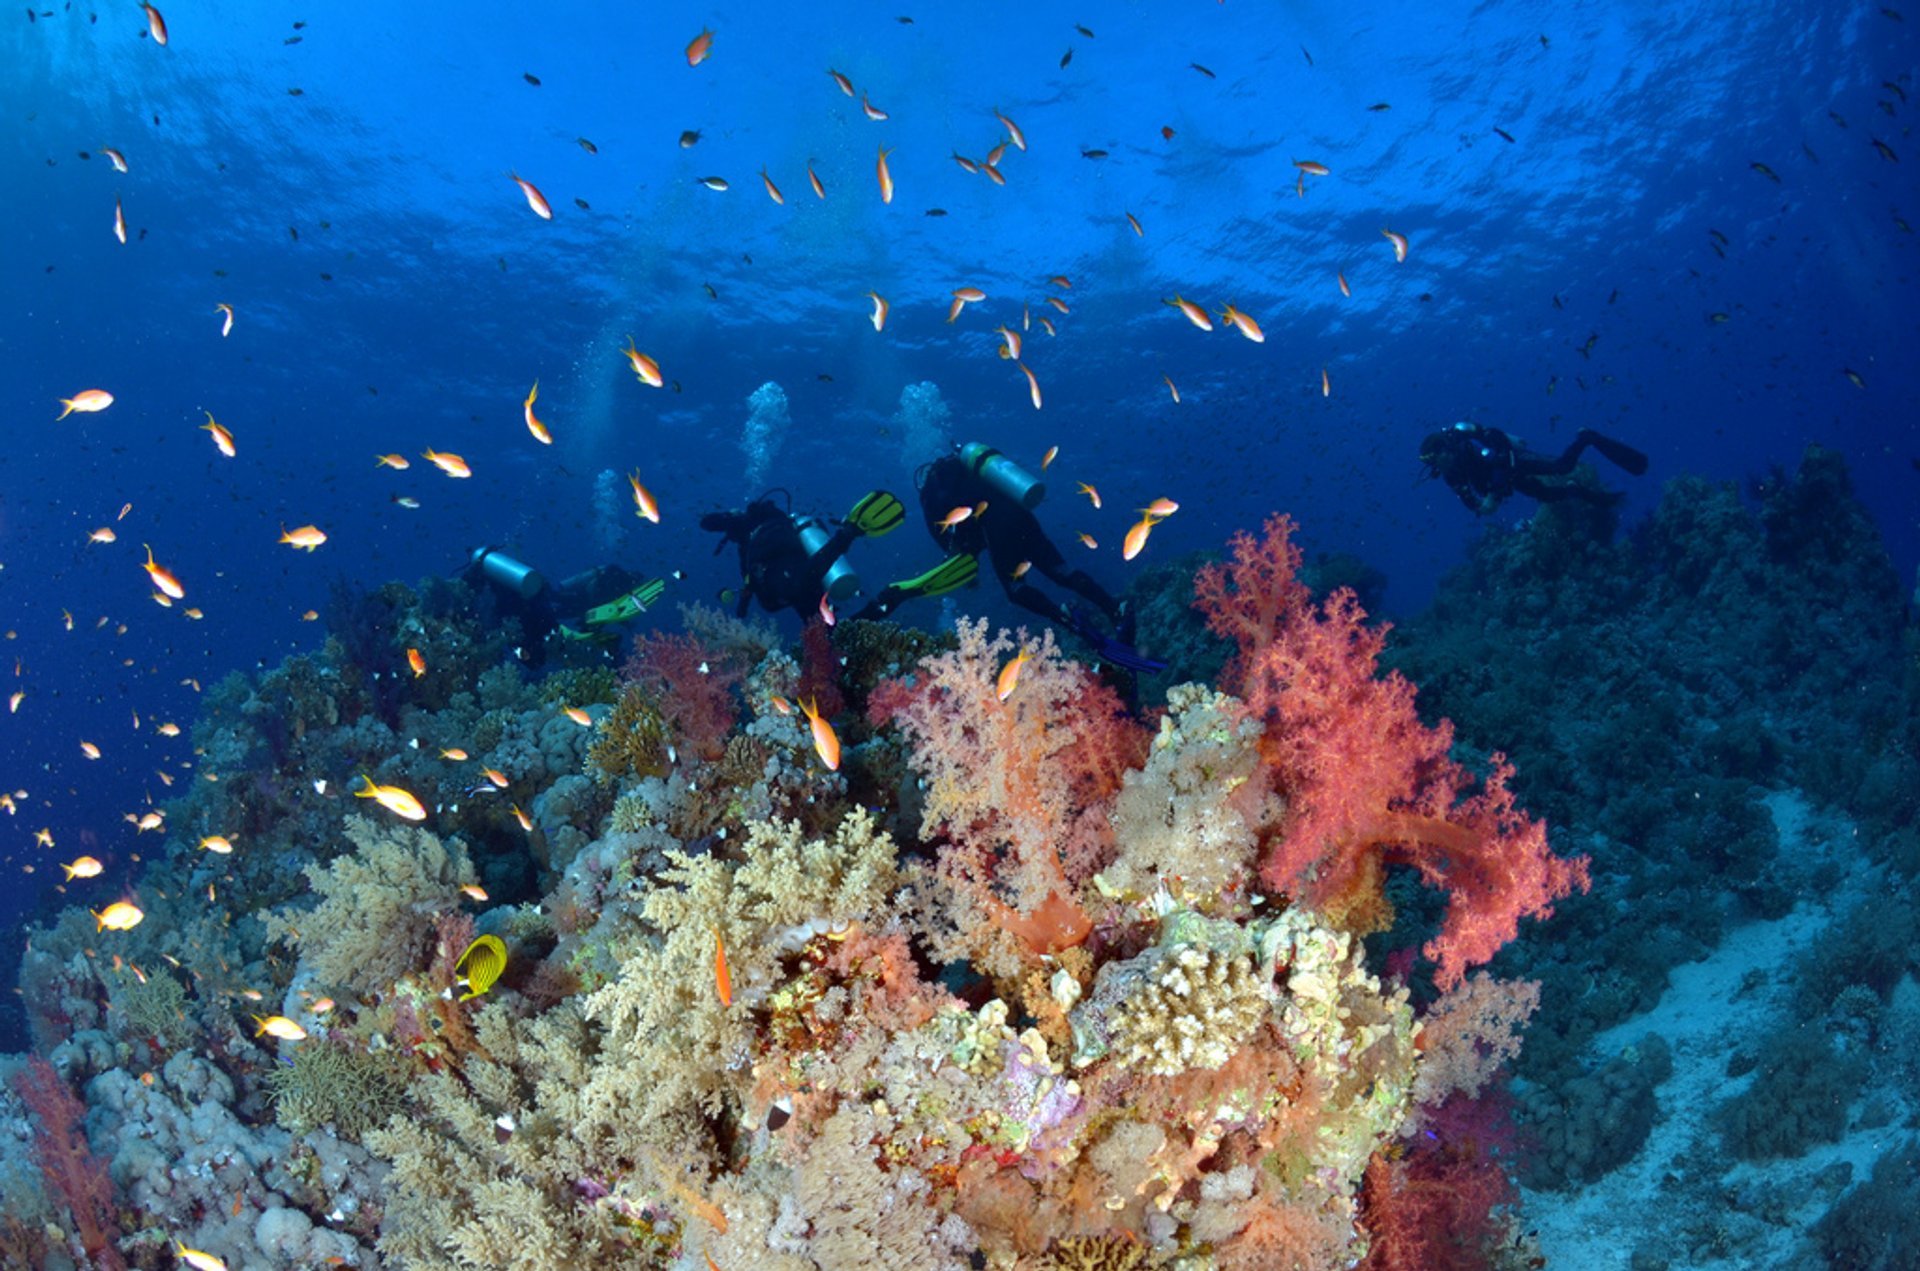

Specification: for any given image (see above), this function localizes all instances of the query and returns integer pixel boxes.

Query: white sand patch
[1519,791,1911,1270]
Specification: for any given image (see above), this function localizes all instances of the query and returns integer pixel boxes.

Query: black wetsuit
[703,501,859,620]
[1421,423,1647,514]
[912,454,1121,626]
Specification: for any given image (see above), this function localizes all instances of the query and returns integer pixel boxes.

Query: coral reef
[4,509,1622,1270]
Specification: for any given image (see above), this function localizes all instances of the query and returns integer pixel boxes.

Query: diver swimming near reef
[699,488,912,623]
[857,443,1165,673]
[463,546,667,661]
[1419,421,1649,515]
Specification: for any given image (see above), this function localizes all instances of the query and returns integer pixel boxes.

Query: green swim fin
[583,578,667,627]
[891,553,979,599]
[847,489,906,537]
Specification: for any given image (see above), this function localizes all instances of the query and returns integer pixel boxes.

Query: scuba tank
[468,546,546,600]
[793,516,861,602]
[959,442,1046,509]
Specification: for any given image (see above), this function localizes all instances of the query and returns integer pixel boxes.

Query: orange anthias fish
[58,389,113,419]
[861,95,888,121]
[142,544,185,599]
[523,380,552,445]
[1077,482,1101,509]
[1382,229,1410,262]
[252,1014,307,1041]
[829,68,854,97]
[629,470,661,523]
[139,1,167,44]
[686,27,714,67]
[760,167,784,204]
[1166,295,1212,331]
[61,856,104,880]
[1141,498,1179,518]
[93,900,144,931]
[423,449,472,477]
[1041,445,1058,470]
[201,413,236,456]
[1219,305,1265,343]
[1337,271,1351,298]
[995,646,1032,702]
[215,302,234,336]
[407,647,427,677]
[510,172,553,220]
[355,776,427,822]
[1321,366,1332,398]
[375,453,410,470]
[1018,361,1042,410]
[866,291,889,331]
[623,336,664,387]
[279,524,327,552]
[1125,210,1144,237]
[995,324,1022,361]
[102,146,129,172]
[877,146,895,204]
[1294,159,1331,176]
[937,506,973,531]
[712,925,732,1006]
[993,107,1027,151]
[113,199,127,243]
[800,696,840,771]
[1122,515,1157,561]
[1163,374,1181,403]
[807,163,825,199]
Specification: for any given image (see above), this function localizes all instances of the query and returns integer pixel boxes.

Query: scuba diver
[699,489,932,622]
[858,443,1163,673]
[463,546,667,661]
[1419,422,1649,515]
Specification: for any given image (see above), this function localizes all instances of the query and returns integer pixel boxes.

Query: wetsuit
[1421,423,1647,514]
[703,501,859,620]
[912,454,1121,626]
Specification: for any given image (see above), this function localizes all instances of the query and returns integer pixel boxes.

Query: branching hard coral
[265,1040,410,1139]
[1194,514,1589,989]
[872,619,1148,957]
[261,815,476,997]
[1103,943,1267,1077]
[584,683,671,784]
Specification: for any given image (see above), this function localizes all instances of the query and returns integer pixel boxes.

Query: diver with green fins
[462,545,669,662]
[856,442,1164,674]
[699,488,935,622]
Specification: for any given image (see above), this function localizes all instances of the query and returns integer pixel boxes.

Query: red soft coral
[11,1056,125,1271]
[623,631,743,760]
[873,619,1148,955]
[1195,515,1588,989]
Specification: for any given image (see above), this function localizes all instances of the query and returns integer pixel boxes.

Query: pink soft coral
[873,619,1147,954]
[1194,515,1588,989]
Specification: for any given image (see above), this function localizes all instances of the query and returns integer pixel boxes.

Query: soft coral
[1194,515,1588,989]
[10,1055,124,1270]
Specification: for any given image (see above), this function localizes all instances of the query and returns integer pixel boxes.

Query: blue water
[3,0,1914,969]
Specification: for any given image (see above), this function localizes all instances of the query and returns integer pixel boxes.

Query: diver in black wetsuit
[1419,422,1649,515]
[699,489,906,623]
[858,443,1162,672]
[463,546,666,662]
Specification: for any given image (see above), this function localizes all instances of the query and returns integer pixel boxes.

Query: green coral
[266,1041,411,1138]
[109,971,190,1044]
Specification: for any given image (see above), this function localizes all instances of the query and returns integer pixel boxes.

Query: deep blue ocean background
[3,0,1914,999]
